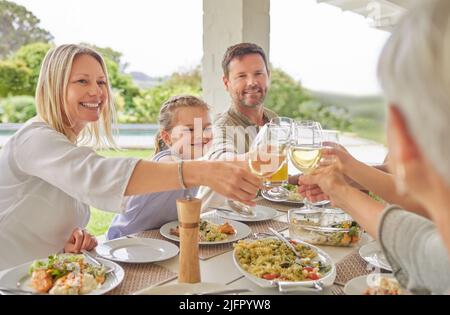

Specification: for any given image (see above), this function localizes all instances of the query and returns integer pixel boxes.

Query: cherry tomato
[262,273,279,280]
[308,273,320,280]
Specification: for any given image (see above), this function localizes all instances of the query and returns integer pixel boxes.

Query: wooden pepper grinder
[176,196,202,283]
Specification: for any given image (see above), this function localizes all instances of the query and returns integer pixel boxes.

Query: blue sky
[12,0,390,96]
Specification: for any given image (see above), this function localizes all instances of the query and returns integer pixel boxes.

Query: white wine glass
[311,129,340,207]
[248,123,288,179]
[227,124,287,216]
[289,120,323,210]
[322,129,340,149]
[260,117,293,201]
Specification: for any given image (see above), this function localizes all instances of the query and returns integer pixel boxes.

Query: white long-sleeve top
[0,119,139,270]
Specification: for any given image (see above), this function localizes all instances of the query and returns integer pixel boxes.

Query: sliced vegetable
[308,273,320,280]
[262,273,279,280]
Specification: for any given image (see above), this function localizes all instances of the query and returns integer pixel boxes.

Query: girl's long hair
[154,95,210,154]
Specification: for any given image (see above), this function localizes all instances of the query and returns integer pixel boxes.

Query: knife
[0,286,46,295]
[193,288,252,295]
[209,207,256,218]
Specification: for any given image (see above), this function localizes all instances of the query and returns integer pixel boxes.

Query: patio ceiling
[317,0,414,31]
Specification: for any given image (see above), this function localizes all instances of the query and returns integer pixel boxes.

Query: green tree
[265,67,311,118]
[104,58,140,112]
[80,42,127,71]
[120,80,201,124]
[165,66,202,92]
[0,60,31,97]
[0,95,35,123]
[13,42,52,94]
[79,43,140,112]
[0,0,53,58]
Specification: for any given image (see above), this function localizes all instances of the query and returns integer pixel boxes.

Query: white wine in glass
[289,120,323,210]
[261,117,292,201]
[228,124,287,216]
[313,129,341,207]
[289,146,322,175]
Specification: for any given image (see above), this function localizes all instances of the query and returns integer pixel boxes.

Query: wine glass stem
[302,170,314,208]
[304,197,312,209]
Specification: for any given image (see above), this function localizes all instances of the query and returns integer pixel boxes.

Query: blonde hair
[378,0,450,182]
[35,44,117,148]
[154,95,210,154]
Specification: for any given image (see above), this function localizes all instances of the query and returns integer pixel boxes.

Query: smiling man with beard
[221,42,274,128]
[197,43,278,210]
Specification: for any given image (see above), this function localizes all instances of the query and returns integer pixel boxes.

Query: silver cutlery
[209,207,256,218]
[226,200,256,217]
[268,227,303,264]
[251,232,273,239]
[268,228,325,293]
[81,249,115,274]
[273,280,324,294]
[0,286,46,295]
[193,288,252,295]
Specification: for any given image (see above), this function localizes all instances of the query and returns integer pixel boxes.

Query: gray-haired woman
[300,0,450,294]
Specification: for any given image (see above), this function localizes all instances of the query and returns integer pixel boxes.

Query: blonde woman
[300,0,450,294]
[0,44,261,270]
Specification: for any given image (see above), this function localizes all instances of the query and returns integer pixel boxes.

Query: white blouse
[0,119,139,270]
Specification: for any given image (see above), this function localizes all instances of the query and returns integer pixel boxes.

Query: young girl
[107,95,213,239]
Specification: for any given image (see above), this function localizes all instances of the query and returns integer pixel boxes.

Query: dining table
[0,198,379,296]
[100,197,377,295]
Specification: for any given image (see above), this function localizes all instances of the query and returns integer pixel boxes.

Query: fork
[268,227,303,265]
[81,249,115,274]
[268,228,325,292]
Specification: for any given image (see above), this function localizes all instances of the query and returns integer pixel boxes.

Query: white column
[202,0,270,117]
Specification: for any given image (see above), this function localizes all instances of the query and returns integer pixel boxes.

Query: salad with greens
[28,254,106,294]
[296,220,361,247]
[283,184,304,202]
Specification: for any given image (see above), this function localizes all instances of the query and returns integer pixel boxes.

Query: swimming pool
[0,124,158,149]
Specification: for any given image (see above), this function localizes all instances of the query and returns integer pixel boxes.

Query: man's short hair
[222,42,269,77]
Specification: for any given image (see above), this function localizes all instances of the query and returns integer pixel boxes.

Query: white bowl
[232,237,336,292]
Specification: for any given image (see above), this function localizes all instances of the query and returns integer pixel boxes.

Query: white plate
[214,205,279,222]
[160,218,251,245]
[344,273,398,295]
[262,192,304,205]
[0,257,124,295]
[359,241,392,271]
[262,191,331,207]
[233,237,336,291]
[96,237,179,263]
[134,282,231,295]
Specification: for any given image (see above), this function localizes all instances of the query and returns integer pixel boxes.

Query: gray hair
[378,0,450,182]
